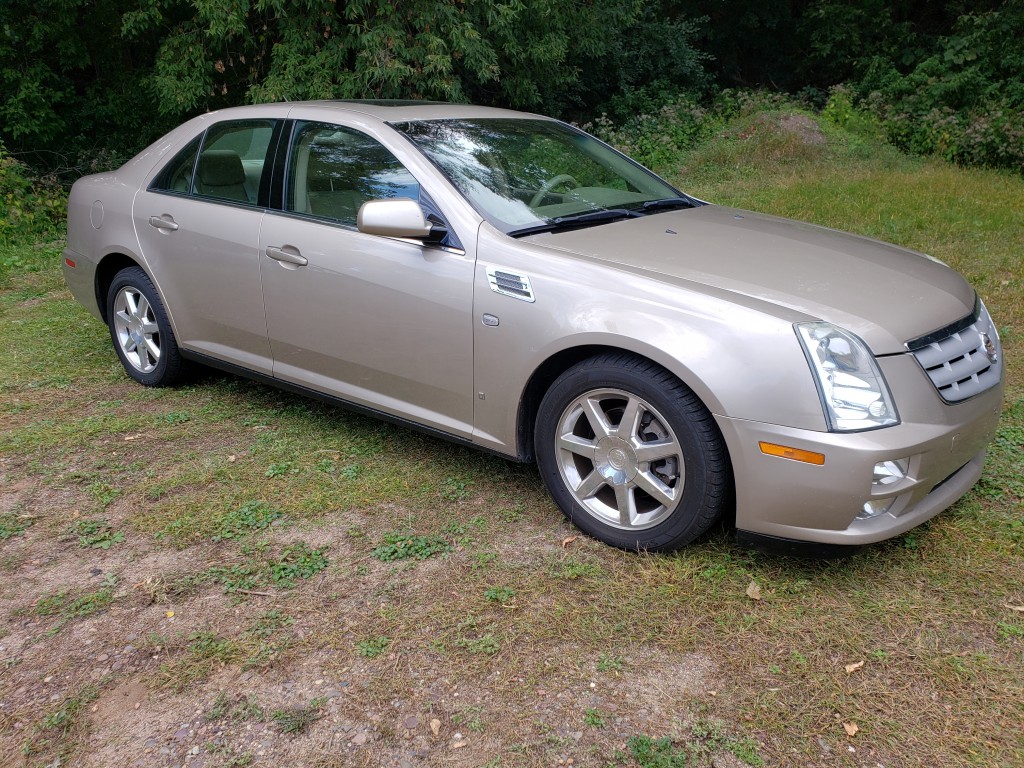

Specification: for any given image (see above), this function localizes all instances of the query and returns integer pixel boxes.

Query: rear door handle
[148,215,178,231]
[266,245,308,267]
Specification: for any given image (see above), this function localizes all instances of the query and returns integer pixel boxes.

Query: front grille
[907,301,1002,403]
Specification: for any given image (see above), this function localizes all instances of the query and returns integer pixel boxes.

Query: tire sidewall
[106,266,179,386]
[535,358,725,551]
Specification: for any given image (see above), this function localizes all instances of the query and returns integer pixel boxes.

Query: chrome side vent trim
[907,301,1002,403]
[486,267,535,302]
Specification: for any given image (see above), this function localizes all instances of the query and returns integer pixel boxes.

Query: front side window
[287,122,420,227]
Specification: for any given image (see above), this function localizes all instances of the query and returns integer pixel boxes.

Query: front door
[259,121,475,437]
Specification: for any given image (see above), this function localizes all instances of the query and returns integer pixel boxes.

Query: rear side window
[286,122,420,227]
[150,120,277,206]
[151,136,201,194]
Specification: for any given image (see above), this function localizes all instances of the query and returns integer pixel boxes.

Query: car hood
[525,204,975,355]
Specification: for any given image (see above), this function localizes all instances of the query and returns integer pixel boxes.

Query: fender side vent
[486,267,535,303]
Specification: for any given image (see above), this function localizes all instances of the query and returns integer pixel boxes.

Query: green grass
[1,106,1021,767]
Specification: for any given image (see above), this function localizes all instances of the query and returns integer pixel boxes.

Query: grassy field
[0,112,1021,768]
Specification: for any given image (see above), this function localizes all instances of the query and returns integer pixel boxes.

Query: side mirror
[357,198,435,240]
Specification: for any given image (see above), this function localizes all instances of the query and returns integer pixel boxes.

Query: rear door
[133,119,280,374]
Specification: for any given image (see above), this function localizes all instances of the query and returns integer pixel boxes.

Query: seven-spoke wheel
[106,266,187,386]
[536,354,730,551]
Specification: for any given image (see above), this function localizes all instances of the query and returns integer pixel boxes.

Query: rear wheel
[106,266,188,386]
[535,354,730,551]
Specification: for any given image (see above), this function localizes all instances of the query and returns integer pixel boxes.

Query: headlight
[795,322,900,432]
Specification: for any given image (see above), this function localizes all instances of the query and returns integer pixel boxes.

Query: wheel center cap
[595,437,638,483]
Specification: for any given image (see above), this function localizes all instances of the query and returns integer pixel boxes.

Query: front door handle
[266,245,308,267]
[148,215,179,231]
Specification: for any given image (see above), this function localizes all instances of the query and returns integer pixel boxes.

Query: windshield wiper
[640,197,694,212]
[508,208,642,238]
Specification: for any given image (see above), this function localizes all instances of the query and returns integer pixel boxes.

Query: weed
[356,636,391,658]
[453,705,486,733]
[71,518,124,549]
[472,551,498,570]
[272,697,324,734]
[440,476,473,501]
[35,577,116,631]
[584,708,607,728]
[484,586,516,603]
[160,632,245,691]
[315,457,336,473]
[268,542,329,587]
[339,463,363,480]
[23,684,99,758]
[996,621,1024,641]
[371,532,450,562]
[163,410,191,424]
[86,481,120,507]
[596,652,623,672]
[458,634,500,656]
[265,461,297,477]
[550,557,604,581]
[249,609,294,637]
[0,512,32,541]
[212,501,282,541]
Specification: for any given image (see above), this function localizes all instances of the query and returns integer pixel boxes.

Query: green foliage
[71,518,125,549]
[584,708,607,728]
[268,542,329,587]
[371,532,450,562]
[0,142,66,244]
[483,586,516,603]
[0,513,33,541]
[203,541,329,594]
[212,501,282,542]
[23,684,99,758]
[271,697,324,734]
[118,0,648,120]
[856,6,1024,172]
[588,96,721,172]
[627,721,764,768]
[355,636,391,658]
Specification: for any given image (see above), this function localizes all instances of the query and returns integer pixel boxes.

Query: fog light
[858,458,911,520]
[858,498,897,519]
[872,458,909,486]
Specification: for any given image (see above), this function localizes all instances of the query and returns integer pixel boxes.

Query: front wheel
[106,266,188,386]
[535,354,731,551]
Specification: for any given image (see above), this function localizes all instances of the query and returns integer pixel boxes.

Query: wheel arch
[515,343,729,466]
[94,252,146,323]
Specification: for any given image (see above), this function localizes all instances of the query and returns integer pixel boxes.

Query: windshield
[391,118,695,236]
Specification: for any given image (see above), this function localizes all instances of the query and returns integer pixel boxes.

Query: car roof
[204,100,549,124]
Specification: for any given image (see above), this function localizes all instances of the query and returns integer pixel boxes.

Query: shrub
[0,140,66,243]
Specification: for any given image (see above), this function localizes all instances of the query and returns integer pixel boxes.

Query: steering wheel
[530,174,580,208]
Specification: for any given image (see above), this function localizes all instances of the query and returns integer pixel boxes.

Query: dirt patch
[775,114,828,146]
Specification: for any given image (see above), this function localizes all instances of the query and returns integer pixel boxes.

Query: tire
[534,353,731,551]
[106,266,188,386]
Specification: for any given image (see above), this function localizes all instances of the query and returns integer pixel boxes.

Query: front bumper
[717,353,1003,546]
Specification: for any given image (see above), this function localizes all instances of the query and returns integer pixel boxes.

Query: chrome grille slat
[908,303,1001,403]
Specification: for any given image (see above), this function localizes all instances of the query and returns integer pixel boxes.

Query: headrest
[198,150,245,186]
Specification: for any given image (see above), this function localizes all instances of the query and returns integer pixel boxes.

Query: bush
[852,7,1024,173]
[0,141,66,243]
[586,95,721,171]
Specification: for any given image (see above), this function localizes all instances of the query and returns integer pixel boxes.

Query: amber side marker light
[758,441,826,465]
